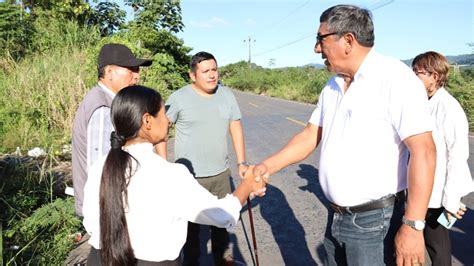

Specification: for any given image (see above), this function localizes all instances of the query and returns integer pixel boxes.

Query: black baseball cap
[98,43,152,69]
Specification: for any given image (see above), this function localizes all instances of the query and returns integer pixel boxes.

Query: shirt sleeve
[441,103,474,213]
[389,76,433,140]
[228,90,242,121]
[174,164,242,230]
[87,107,113,171]
[165,93,179,123]
[309,91,324,126]
[82,157,106,249]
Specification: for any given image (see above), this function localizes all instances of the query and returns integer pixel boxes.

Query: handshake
[239,164,270,198]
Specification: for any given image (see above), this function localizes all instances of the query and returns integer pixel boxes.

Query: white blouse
[82,142,242,262]
[428,87,473,213]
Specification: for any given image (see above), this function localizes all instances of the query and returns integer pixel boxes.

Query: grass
[0,47,95,153]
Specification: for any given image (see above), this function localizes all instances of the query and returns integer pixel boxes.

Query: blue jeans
[323,199,404,266]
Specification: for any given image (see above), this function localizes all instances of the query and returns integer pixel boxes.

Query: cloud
[190,17,230,28]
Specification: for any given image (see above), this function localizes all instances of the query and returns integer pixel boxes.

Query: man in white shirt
[252,5,436,266]
[72,43,152,217]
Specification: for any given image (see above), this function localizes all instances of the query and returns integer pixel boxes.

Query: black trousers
[87,247,181,266]
[424,207,452,266]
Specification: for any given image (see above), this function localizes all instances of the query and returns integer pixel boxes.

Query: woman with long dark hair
[82,85,264,265]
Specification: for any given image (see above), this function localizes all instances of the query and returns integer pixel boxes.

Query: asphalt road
[200,90,474,266]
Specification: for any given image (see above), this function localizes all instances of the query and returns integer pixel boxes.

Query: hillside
[305,54,474,69]
[403,54,474,66]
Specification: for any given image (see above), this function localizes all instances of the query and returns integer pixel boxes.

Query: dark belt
[330,191,405,215]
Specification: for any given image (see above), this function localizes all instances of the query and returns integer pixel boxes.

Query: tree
[20,0,91,24]
[123,0,191,82]
[88,2,126,37]
[125,0,184,33]
[0,2,33,59]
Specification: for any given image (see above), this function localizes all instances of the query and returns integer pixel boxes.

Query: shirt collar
[97,81,116,99]
[123,142,154,152]
[332,48,376,92]
[429,87,446,102]
[352,48,376,81]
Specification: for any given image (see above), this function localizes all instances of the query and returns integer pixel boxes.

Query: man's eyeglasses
[316,32,338,44]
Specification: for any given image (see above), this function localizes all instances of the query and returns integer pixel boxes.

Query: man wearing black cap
[72,43,152,217]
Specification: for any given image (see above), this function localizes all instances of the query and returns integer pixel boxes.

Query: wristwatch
[237,161,249,167]
[402,216,425,231]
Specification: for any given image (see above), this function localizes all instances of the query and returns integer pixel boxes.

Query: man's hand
[252,163,270,184]
[394,225,425,266]
[244,165,266,197]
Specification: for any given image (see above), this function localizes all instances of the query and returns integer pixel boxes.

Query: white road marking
[286,117,306,127]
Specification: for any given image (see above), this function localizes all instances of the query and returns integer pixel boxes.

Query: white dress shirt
[428,87,473,213]
[83,142,242,262]
[309,49,433,206]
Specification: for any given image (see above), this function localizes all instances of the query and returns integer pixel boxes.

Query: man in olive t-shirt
[156,51,249,266]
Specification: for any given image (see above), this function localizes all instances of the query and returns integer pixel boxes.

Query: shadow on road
[296,164,330,208]
[259,182,317,265]
[296,163,331,265]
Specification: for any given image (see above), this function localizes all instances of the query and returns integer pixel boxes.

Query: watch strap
[402,216,425,231]
[237,161,249,166]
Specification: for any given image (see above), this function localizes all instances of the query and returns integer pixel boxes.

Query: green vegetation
[221,61,332,103]
[1,146,81,264]
[1,1,473,264]
[447,68,474,131]
[0,1,190,264]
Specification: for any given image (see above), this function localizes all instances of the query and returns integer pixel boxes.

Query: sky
[121,0,474,68]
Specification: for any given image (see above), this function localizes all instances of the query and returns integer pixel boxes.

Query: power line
[252,0,311,38]
[252,0,395,58]
[254,33,314,57]
[370,0,394,11]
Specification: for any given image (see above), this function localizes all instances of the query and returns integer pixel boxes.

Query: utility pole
[243,36,256,65]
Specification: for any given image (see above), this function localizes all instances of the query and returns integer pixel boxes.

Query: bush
[448,68,474,131]
[1,152,82,265]
[3,198,81,265]
[31,16,99,54]
[0,2,34,60]
[220,62,331,103]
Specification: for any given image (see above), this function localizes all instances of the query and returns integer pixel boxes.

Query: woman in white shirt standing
[82,85,265,265]
[412,51,473,265]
